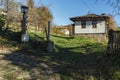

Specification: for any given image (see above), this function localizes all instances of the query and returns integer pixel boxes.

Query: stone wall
[75,33,107,42]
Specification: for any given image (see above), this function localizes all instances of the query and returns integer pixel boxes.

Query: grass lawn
[0,30,120,80]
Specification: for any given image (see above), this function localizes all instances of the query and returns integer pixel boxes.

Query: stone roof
[70,14,110,22]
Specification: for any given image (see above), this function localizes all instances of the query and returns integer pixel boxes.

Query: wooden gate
[107,29,120,54]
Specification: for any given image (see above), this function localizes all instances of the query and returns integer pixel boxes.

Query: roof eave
[70,16,109,22]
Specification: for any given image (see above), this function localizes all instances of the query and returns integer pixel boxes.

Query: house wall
[74,20,106,34]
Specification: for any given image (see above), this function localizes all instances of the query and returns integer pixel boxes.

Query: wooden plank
[107,30,120,54]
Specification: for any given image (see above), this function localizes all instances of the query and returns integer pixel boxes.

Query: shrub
[0,14,5,31]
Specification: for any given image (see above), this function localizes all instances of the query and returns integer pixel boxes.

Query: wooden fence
[107,29,120,54]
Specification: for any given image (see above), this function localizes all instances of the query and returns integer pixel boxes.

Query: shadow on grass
[0,29,46,50]
[0,29,21,45]
[1,30,120,79]
[3,44,119,80]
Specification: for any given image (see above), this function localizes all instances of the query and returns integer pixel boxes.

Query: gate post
[107,29,114,54]
[46,21,54,52]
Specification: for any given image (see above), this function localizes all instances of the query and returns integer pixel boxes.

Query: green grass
[51,35,106,53]
[50,35,120,80]
[0,30,120,80]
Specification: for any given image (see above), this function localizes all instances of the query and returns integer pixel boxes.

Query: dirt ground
[0,48,62,80]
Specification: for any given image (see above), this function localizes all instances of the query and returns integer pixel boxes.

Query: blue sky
[1,0,119,26]
[36,0,120,26]
[0,0,120,26]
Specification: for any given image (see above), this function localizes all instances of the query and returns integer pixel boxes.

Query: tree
[96,0,120,15]
[37,6,53,39]
[0,0,19,31]
[107,15,117,30]
[27,0,34,9]
[27,0,36,30]
[27,0,53,33]
[107,0,120,15]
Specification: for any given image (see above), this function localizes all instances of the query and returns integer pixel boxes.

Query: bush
[0,15,5,31]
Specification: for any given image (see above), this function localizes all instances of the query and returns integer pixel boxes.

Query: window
[92,20,97,28]
[81,21,86,28]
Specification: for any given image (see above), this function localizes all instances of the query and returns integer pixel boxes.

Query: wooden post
[47,21,50,42]
[107,29,114,54]
[46,21,54,52]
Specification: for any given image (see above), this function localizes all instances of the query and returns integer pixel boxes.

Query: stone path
[0,48,99,80]
[0,48,60,80]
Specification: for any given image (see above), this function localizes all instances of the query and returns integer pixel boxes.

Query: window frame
[81,21,86,29]
[92,20,97,28]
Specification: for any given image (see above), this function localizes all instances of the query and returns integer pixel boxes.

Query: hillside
[0,30,120,80]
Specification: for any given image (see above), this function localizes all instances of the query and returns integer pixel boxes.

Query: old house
[70,14,111,41]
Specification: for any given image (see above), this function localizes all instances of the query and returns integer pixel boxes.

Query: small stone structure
[46,41,54,52]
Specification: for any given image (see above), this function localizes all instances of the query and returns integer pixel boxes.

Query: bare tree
[27,0,53,33]
[107,0,120,15]
[0,0,20,31]
[96,0,120,15]
[37,6,53,38]
[106,15,117,30]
